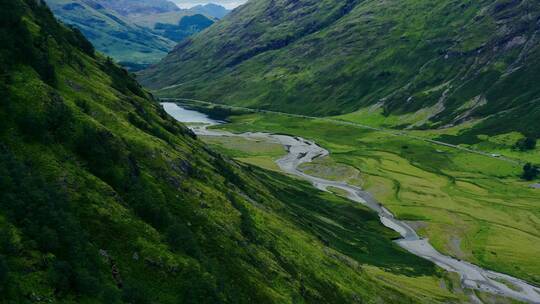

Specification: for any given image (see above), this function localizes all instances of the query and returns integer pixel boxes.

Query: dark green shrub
[0,255,8,288]
[74,269,100,296]
[46,94,74,140]
[522,163,539,181]
[49,261,74,294]
[122,283,152,304]
[166,223,201,258]
[67,26,94,57]
[515,137,537,151]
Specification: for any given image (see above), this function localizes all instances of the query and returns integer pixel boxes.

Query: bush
[49,261,74,294]
[166,223,201,258]
[46,94,74,140]
[74,269,100,296]
[0,255,8,288]
[515,137,537,151]
[522,163,539,181]
[67,26,94,57]
[122,283,151,304]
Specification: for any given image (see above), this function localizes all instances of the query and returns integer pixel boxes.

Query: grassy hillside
[44,0,175,67]
[93,0,181,16]
[0,0,470,303]
[44,0,214,70]
[140,0,540,138]
[190,4,230,19]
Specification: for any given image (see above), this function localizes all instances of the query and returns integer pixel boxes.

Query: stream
[162,102,540,303]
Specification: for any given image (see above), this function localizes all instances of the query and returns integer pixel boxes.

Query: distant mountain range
[45,0,228,70]
[94,0,182,16]
[190,3,230,19]
[140,0,540,138]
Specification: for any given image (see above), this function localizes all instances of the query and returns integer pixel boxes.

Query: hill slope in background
[140,0,540,138]
[92,0,181,16]
[44,0,175,68]
[0,0,460,303]
[191,3,231,19]
[45,0,214,70]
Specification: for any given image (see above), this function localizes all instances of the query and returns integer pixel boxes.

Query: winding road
[163,102,540,303]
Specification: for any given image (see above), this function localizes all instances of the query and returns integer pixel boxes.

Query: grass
[200,107,540,286]
[298,157,363,186]
[2,2,476,302]
[142,0,540,137]
[201,135,286,171]
[45,0,176,65]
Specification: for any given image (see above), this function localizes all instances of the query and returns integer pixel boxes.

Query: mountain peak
[190,2,230,19]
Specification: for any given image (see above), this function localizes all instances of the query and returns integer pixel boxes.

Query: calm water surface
[161,102,222,125]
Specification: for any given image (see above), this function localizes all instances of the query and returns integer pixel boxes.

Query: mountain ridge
[45,0,215,69]
[140,0,540,138]
[190,3,230,19]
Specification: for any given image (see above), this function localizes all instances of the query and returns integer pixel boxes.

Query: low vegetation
[0,1,472,303]
[202,106,540,286]
[44,0,214,69]
[515,137,537,152]
[522,163,539,181]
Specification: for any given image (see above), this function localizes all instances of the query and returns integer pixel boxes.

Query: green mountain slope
[44,0,176,67]
[93,0,181,16]
[0,0,464,303]
[144,13,215,42]
[140,0,540,137]
[44,0,214,70]
[191,4,231,19]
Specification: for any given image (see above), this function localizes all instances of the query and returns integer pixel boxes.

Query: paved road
[160,97,523,165]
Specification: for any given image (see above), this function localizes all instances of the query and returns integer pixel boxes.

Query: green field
[336,108,540,165]
[196,108,540,286]
[202,135,286,172]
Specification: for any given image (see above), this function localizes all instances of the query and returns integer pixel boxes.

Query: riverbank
[202,127,540,303]
[162,102,540,303]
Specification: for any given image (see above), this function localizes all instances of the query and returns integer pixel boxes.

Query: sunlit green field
[201,110,540,285]
[202,136,286,172]
[337,108,540,164]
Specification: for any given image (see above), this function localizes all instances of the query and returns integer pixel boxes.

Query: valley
[2,0,539,303]
[162,100,540,302]
[44,0,225,70]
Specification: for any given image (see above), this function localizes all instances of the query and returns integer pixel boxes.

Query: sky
[172,0,247,9]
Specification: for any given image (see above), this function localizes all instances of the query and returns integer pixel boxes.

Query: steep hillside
[45,0,176,67]
[93,0,181,16]
[0,0,461,303]
[140,0,540,137]
[45,0,214,70]
[134,13,215,42]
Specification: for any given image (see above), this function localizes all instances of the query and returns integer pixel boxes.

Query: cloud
[172,0,247,9]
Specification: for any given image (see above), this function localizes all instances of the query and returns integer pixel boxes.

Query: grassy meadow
[195,108,540,286]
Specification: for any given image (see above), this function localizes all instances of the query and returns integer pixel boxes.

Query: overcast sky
[172,0,247,9]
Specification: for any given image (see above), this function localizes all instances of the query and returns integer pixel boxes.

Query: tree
[0,255,8,287]
[49,261,74,293]
[515,137,537,151]
[522,163,539,181]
